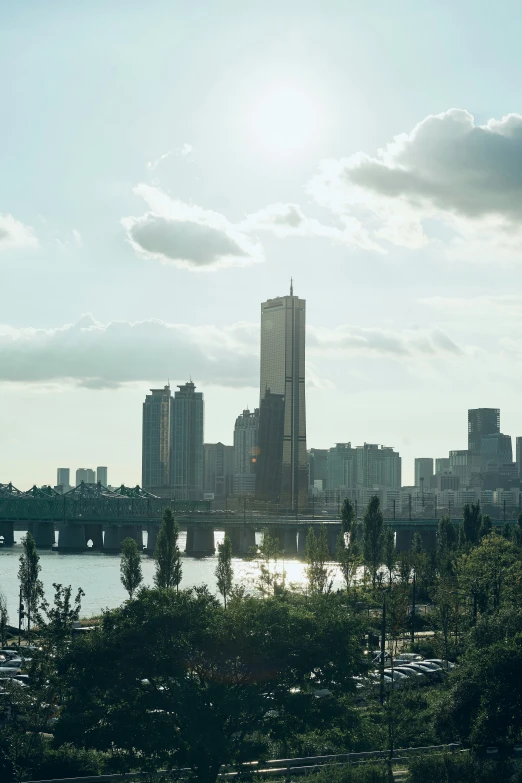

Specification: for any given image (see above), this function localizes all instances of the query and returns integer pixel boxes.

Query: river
[0,530,348,621]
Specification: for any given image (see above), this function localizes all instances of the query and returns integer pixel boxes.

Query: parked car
[394,665,425,682]
[383,669,409,688]
[393,653,423,664]
[404,662,441,681]
[424,658,456,671]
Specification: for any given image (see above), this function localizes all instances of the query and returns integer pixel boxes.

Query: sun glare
[247,83,323,161]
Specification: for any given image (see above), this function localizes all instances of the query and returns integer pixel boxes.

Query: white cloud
[422,295,522,318]
[307,324,463,358]
[240,202,383,252]
[307,109,522,253]
[0,214,38,250]
[122,184,263,270]
[147,150,172,172]
[72,229,82,245]
[180,143,193,156]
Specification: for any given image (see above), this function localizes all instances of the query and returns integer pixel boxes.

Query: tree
[35,583,84,654]
[0,592,8,648]
[336,530,360,594]
[436,516,457,576]
[18,532,43,641]
[462,502,481,546]
[120,538,143,599]
[305,526,333,594]
[409,533,424,645]
[457,532,521,615]
[215,535,233,608]
[154,508,182,591]
[363,496,384,590]
[478,514,492,539]
[383,528,396,587]
[54,589,365,783]
[253,528,282,596]
[340,498,356,535]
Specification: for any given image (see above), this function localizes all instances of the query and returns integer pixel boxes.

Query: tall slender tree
[154,508,182,591]
[18,532,43,640]
[363,496,384,590]
[0,591,8,648]
[120,537,143,598]
[340,497,356,535]
[305,525,332,594]
[462,502,482,546]
[215,535,233,608]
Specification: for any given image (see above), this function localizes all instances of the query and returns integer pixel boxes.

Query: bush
[407,752,520,783]
[31,744,105,780]
[307,763,388,783]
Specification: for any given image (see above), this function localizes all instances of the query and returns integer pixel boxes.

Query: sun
[246,82,323,161]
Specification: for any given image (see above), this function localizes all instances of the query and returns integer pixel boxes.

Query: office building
[76,468,95,486]
[96,466,108,487]
[449,449,476,487]
[203,443,234,502]
[356,443,401,489]
[142,385,172,495]
[233,408,259,496]
[468,408,500,455]
[414,458,434,489]
[480,433,513,471]
[435,458,450,474]
[517,437,522,479]
[327,443,357,492]
[308,448,329,490]
[255,392,285,503]
[257,283,307,509]
[171,381,204,501]
[56,468,70,493]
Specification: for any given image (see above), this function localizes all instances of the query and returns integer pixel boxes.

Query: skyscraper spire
[290,277,293,296]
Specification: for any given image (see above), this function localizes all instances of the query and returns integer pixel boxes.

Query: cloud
[0,315,465,388]
[307,324,463,358]
[147,150,172,172]
[180,143,193,156]
[422,295,522,318]
[308,109,522,251]
[0,314,259,387]
[122,184,263,270]
[72,229,82,246]
[0,214,38,249]
[240,202,383,252]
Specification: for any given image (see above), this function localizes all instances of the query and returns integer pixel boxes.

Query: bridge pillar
[84,524,103,549]
[268,527,284,550]
[58,525,86,550]
[297,525,308,553]
[146,524,160,554]
[419,529,437,553]
[0,521,15,546]
[225,526,242,554]
[239,527,256,555]
[187,526,215,556]
[33,522,55,548]
[103,526,120,551]
[119,525,143,549]
[327,524,341,557]
[185,525,195,554]
[283,526,298,554]
[395,529,414,552]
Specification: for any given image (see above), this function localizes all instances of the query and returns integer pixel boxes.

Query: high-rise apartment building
[171,381,204,501]
[142,385,172,494]
[356,444,401,489]
[257,284,307,509]
[414,458,434,488]
[233,408,259,496]
[76,468,95,485]
[480,433,513,470]
[468,408,500,455]
[56,468,70,492]
[308,448,329,490]
[203,443,234,501]
[256,392,285,503]
[96,466,108,487]
[516,437,522,478]
[435,458,450,474]
[327,443,357,492]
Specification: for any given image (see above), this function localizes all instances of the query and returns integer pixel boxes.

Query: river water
[0,530,348,621]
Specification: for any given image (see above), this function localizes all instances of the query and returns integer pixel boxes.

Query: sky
[2,0,522,488]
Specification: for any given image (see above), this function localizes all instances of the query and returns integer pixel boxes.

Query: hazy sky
[3,0,522,488]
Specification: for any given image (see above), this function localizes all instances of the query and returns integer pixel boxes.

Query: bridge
[0,481,507,556]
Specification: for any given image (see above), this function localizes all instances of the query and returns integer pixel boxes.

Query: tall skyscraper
[257,283,307,509]
[96,466,108,486]
[57,468,70,491]
[203,443,234,501]
[142,385,172,494]
[76,468,95,485]
[171,381,204,501]
[255,392,285,503]
[327,444,357,492]
[414,458,434,488]
[233,408,259,495]
[468,408,500,455]
[516,437,522,478]
[309,447,329,490]
[356,444,401,489]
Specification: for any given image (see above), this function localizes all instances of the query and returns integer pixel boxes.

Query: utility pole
[380,589,388,706]
[18,587,25,647]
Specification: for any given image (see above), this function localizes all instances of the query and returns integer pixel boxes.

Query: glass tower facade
[170,381,204,501]
[468,408,500,455]
[257,287,307,509]
[142,385,172,493]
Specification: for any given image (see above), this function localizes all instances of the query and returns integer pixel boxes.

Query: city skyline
[4,3,522,488]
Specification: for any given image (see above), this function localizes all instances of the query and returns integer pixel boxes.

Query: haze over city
[3,1,522,488]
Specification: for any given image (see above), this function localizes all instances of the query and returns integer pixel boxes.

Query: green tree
[383,528,396,587]
[336,530,360,593]
[340,498,356,535]
[54,589,364,783]
[409,533,424,645]
[120,537,143,598]
[18,532,43,641]
[363,496,384,590]
[462,502,481,546]
[457,532,521,615]
[154,508,182,591]
[35,582,84,654]
[478,513,493,539]
[254,528,282,596]
[215,535,233,608]
[436,515,457,575]
[0,591,8,648]
[305,526,333,594]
